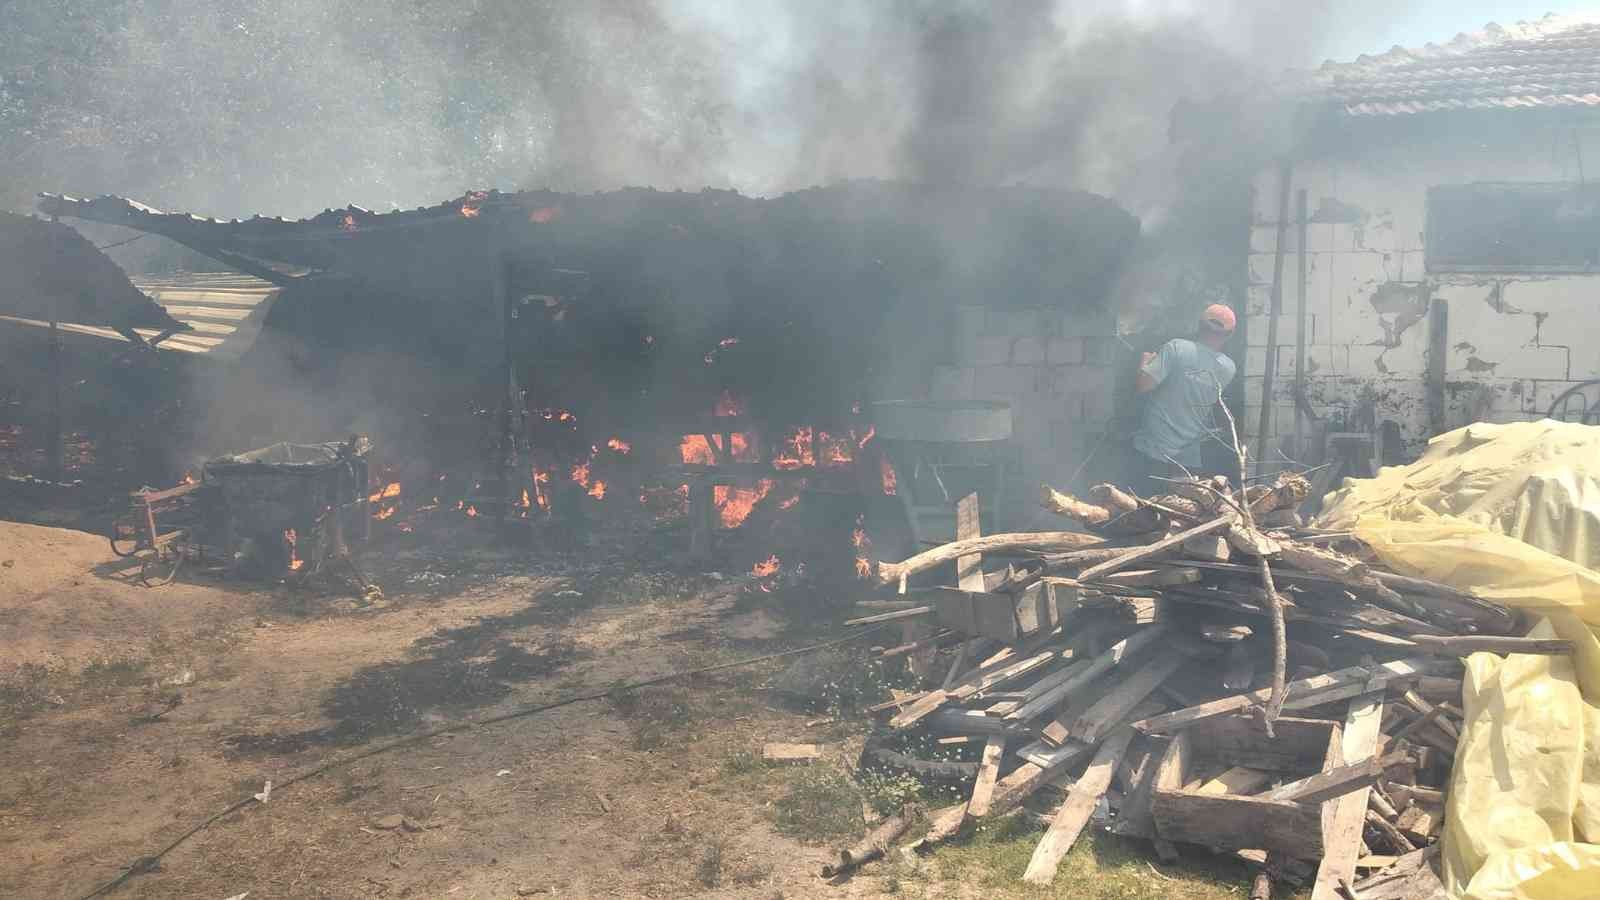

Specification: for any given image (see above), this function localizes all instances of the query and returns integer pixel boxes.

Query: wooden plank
[1022,724,1141,884]
[1255,752,1407,805]
[1133,659,1431,734]
[1061,651,1189,745]
[1196,766,1274,796]
[1017,737,1098,769]
[866,747,979,779]
[965,735,1006,818]
[1152,789,1325,858]
[844,606,932,626]
[991,699,1162,822]
[1401,634,1572,656]
[852,600,924,611]
[1311,692,1387,900]
[955,492,985,591]
[1093,566,1203,588]
[940,639,977,691]
[762,743,823,763]
[1388,784,1444,808]
[887,689,950,730]
[1395,804,1441,843]
[1109,736,1166,839]
[1076,515,1234,582]
[948,649,1060,701]
[1009,625,1170,723]
[923,586,1021,642]
[925,708,1013,737]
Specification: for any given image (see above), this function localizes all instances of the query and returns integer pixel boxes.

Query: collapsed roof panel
[0,211,187,333]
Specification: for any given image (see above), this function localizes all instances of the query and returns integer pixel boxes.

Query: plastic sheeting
[1318,420,1600,900]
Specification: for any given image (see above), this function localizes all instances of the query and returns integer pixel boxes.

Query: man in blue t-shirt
[1129,304,1238,495]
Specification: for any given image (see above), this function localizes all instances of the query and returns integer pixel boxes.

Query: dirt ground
[0,518,1262,900]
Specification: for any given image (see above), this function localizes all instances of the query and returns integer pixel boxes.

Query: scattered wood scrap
[831,469,1496,891]
[763,742,823,764]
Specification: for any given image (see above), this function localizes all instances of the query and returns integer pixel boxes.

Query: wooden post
[1254,159,1293,477]
[1426,295,1449,437]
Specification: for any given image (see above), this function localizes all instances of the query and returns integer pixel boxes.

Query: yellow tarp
[1317,420,1600,899]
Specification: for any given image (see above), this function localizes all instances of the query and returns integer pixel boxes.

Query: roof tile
[1306,15,1600,116]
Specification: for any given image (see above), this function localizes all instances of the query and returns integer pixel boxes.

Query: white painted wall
[1245,116,1600,462]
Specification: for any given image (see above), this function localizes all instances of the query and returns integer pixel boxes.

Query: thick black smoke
[2,0,1389,220]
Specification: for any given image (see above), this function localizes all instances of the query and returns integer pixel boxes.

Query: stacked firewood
[838,472,1561,897]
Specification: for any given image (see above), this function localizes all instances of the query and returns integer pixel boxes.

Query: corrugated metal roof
[0,272,277,360]
[1307,16,1600,117]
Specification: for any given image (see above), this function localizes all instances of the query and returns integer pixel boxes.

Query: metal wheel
[1546,380,1600,424]
[139,552,183,587]
[108,518,144,558]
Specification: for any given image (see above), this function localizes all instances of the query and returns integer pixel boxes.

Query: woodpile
[836,472,1559,897]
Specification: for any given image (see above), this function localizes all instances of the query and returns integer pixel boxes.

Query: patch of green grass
[695,838,727,888]
[932,819,1269,900]
[770,766,864,843]
[79,656,149,690]
[857,769,930,817]
[721,749,771,776]
[0,662,64,728]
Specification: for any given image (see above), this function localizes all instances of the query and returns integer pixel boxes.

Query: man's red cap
[1201,303,1236,333]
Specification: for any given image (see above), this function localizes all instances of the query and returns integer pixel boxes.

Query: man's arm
[1136,342,1176,394]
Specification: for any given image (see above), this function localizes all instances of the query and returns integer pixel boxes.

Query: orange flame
[531,470,550,511]
[182,471,197,485]
[465,505,479,518]
[588,480,607,500]
[730,432,758,462]
[778,495,800,510]
[339,214,358,232]
[752,555,780,577]
[606,437,631,454]
[855,425,876,449]
[853,515,872,578]
[715,479,773,528]
[817,431,855,467]
[374,506,396,520]
[679,434,715,465]
[773,427,815,470]
[285,529,304,571]
[369,481,402,503]
[570,461,591,486]
[880,456,898,495]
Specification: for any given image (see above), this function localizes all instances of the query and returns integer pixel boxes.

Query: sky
[1321,3,1597,60]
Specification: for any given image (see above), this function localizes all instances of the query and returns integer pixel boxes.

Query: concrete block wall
[928,304,1122,505]
[1245,120,1600,460]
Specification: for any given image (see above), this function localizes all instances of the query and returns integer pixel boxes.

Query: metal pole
[1253,159,1293,478]
[1293,188,1308,466]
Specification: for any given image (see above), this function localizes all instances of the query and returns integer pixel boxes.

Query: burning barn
[38,182,1141,573]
